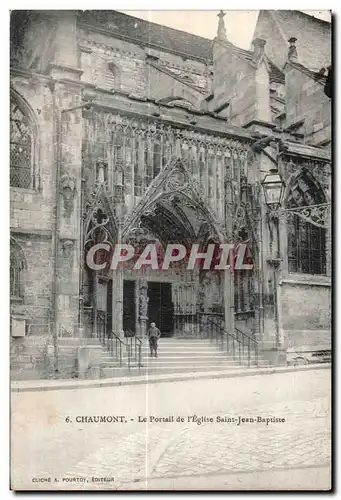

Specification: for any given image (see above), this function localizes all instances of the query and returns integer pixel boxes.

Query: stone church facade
[10,10,332,378]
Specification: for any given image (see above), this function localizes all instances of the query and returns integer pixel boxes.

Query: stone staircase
[99,337,269,378]
[11,334,269,381]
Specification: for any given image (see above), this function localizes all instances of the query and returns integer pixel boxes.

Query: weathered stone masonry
[10,10,332,378]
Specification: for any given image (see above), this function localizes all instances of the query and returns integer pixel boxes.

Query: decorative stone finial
[288,37,298,62]
[217,10,227,41]
[252,38,266,60]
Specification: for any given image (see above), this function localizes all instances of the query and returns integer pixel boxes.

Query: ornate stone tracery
[83,184,119,250]
[82,108,252,220]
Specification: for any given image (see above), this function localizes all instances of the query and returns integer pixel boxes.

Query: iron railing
[109,330,125,367]
[202,314,258,367]
[95,312,143,370]
[125,334,143,370]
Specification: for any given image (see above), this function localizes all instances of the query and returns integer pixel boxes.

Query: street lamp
[261,167,286,263]
[261,168,285,210]
[261,168,285,350]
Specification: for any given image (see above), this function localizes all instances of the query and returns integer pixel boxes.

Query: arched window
[10,240,27,300]
[108,62,121,90]
[10,91,37,189]
[286,170,326,275]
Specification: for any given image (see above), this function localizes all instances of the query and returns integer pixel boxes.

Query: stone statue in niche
[59,238,76,274]
[201,271,221,313]
[139,283,149,318]
[60,174,77,219]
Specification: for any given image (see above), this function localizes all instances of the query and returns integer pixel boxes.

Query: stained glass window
[286,171,326,275]
[10,100,33,188]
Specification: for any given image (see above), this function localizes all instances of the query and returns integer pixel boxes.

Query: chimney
[252,38,266,61]
[217,10,227,42]
[288,37,298,62]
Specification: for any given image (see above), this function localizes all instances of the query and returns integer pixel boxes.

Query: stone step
[139,345,227,351]
[142,354,233,360]
[139,350,259,357]
[140,360,257,367]
[100,364,255,378]
[99,335,265,377]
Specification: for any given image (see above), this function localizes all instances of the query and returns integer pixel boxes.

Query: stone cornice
[279,278,331,287]
[283,141,331,162]
[10,66,53,84]
[82,88,254,143]
[47,62,84,76]
[10,228,53,240]
[10,66,85,90]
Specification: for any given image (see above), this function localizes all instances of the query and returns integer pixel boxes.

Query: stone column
[49,12,84,338]
[258,153,286,364]
[112,267,124,336]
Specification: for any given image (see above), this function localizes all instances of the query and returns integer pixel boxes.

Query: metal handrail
[134,335,143,368]
[110,331,126,367]
[207,316,258,367]
[125,334,143,369]
[235,325,259,345]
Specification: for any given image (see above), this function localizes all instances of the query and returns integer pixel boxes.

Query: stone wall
[10,76,55,226]
[279,280,331,348]
[212,45,257,126]
[285,66,331,146]
[10,70,56,380]
[78,27,211,102]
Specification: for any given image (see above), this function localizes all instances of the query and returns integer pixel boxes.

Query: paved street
[11,368,331,491]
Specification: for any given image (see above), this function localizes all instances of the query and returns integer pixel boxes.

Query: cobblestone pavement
[11,368,331,491]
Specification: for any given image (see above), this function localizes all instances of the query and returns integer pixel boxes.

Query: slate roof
[78,10,212,61]
[77,10,285,82]
[286,61,327,85]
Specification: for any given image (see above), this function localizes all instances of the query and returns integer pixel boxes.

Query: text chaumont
[75,415,126,423]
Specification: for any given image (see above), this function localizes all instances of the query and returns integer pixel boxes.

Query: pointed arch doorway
[81,159,233,341]
[121,158,230,339]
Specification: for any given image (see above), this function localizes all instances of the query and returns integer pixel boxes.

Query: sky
[121,10,331,50]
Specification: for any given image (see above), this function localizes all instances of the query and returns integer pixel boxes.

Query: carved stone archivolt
[125,225,159,247]
[122,158,228,244]
[165,169,187,191]
[279,157,331,228]
[281,156,331,200]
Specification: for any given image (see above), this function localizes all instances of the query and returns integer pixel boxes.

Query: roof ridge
[93,9,213,44]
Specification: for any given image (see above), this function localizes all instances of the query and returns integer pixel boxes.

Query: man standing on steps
[147,322,161,358]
